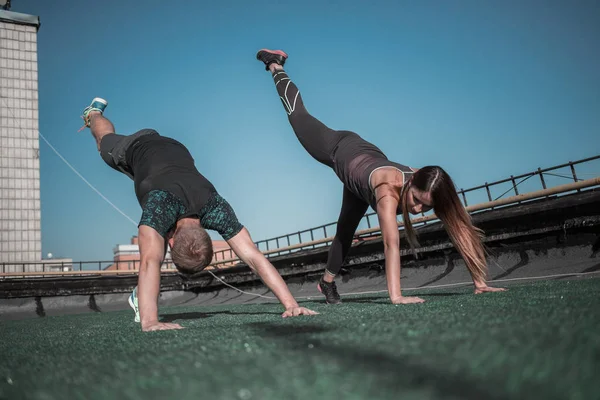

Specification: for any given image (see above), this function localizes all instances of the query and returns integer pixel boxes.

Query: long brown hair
[401,166,487,283]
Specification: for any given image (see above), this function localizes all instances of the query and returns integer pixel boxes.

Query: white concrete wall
[0,20,41,271]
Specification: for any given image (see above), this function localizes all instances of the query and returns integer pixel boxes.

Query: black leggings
[272,71,369,276]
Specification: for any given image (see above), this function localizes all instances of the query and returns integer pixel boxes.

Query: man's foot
[256,49,288,71]
[317,278,342,305]
[80,97,108,129]
[128,286,140,323]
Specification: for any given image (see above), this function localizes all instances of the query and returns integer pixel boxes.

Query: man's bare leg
[88,112,115,152]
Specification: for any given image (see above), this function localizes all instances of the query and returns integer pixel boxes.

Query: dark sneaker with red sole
[256,49,288,70]
[318,278,342,305]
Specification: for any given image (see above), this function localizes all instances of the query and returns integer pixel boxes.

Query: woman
[256,49,506,305]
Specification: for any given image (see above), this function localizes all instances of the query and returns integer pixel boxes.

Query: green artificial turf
[1,278,598,400]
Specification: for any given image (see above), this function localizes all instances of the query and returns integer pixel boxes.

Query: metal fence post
[460,190,468,206]
[538,168,547,190]
[569,162,580,192]
[511,176,519,196]
[485,183,492,202]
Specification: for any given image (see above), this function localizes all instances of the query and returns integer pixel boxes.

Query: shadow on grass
[340,292,465,304]
[248,322,536,400]
[249,322,335,336]
[337,296,387,304]
[420,292,467,297]
[160,310,280,322]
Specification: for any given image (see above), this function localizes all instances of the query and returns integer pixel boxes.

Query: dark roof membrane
[0,9,40,30]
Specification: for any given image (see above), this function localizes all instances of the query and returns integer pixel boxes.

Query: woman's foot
[317,277,342,305]
[256,49,288,71]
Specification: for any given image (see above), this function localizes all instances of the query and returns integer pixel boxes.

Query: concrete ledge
[1,234,597,321]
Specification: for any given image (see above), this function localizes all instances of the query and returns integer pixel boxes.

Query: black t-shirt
[126,134,244,240]
[126,134,216,215]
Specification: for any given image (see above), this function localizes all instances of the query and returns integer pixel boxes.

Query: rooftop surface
[1,277,598,400]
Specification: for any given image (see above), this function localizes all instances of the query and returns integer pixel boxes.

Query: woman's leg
[259,50,343,168]
[318,187,369,304]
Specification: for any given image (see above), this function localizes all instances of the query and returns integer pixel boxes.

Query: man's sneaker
[80,97,108,130]
[128,286,140,323]
[317,278,342,305]
[256,49,288,71]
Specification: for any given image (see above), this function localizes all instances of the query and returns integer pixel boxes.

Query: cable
[205,269,600,301]
[543,172,581,182]
[0,96,139,227]
[38,132,138,226]
[493,174,535,201]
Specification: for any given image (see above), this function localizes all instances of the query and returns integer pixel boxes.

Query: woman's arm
[376,193,425,304]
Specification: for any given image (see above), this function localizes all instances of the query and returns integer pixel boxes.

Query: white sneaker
[128,286,140,323]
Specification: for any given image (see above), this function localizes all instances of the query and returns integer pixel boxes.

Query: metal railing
[2,154,599,277]
[0,259,179,277]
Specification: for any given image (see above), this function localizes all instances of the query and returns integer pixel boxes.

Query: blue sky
[12,0,600,261]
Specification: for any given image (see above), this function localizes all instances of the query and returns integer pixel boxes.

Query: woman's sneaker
[256,49,288,70]
[317,278,342,305]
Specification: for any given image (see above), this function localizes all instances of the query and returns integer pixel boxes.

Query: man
[81,98,317,331]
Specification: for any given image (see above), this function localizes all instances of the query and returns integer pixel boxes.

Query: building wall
[0,15,41,270]
[104,237,233,271]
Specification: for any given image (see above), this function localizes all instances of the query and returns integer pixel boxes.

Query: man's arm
[137,225,184,331]
[226,228,318,317]
[376,195,425,304]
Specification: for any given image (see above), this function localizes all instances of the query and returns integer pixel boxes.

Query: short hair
[170,224,214,275]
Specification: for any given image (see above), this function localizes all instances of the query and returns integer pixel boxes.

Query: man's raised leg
[81,97,112,151]
[88,112,115,151]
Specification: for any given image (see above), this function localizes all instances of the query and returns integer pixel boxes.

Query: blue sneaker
[79,97,108,130]
[128,286,140,323]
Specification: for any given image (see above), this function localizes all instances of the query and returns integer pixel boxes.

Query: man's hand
[142,322,184,332]
[228,228,319,313]
[391,296,426,304]
[474,285,507,295]
[282,307,319,318]
[137,225,168,331]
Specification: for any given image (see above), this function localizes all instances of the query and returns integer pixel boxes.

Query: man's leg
[81,97,112,151]
[81,97,134,178]
[89,112,115,152]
